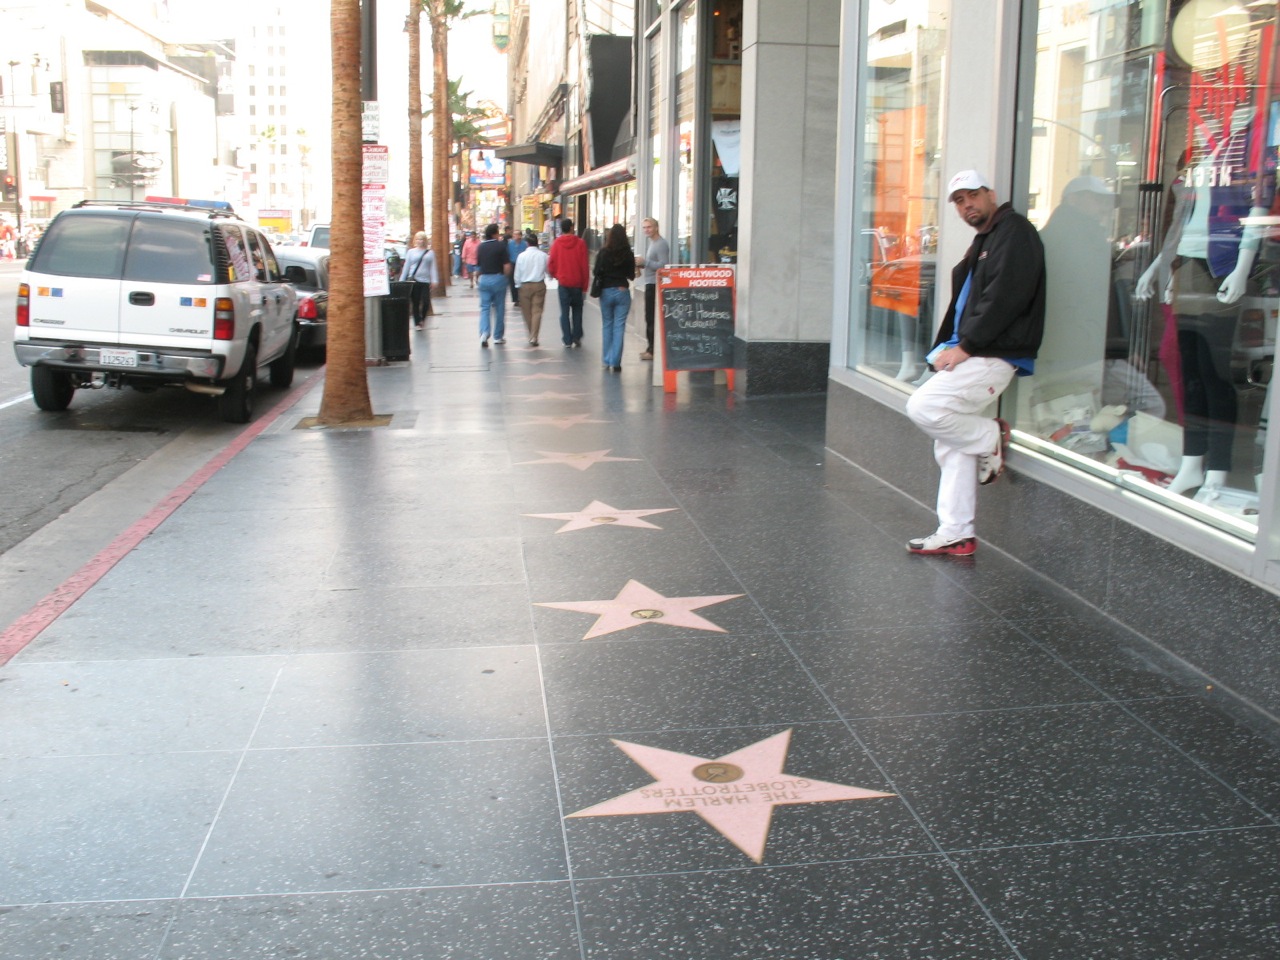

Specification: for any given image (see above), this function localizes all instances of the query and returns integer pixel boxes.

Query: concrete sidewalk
[2,286,1279,959]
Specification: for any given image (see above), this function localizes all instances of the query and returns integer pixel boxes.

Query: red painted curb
[0,372,324,666]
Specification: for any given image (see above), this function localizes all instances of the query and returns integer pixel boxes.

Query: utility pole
[6,61,23,247]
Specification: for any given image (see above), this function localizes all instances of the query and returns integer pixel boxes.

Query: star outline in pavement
[567,729,895,862]
[516,414,613,430]
[535,578,742,639]
[509,391,585,401]
[525,500,678,533]
[515,449,641,471]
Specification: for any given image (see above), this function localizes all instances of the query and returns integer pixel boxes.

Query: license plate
[100,348,139,368]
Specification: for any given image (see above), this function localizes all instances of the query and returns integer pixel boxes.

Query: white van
[14,199,297,423]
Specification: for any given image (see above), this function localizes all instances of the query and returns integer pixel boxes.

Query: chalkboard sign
[659,266,736,373]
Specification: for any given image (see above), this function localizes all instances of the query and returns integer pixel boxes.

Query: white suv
[14,199,297,422]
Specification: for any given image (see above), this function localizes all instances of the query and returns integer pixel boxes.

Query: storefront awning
[559,156,637,197]
[494,141,564,166]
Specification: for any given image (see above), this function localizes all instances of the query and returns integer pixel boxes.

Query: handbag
[589,269,603,299]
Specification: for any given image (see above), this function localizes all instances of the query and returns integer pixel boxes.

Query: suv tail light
[297,295,318,320]
[16,283,29,327]
[213,297,235,340]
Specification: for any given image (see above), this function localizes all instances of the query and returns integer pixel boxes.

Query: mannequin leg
[1201,469,1229,491]
[1166,455,1205,495]
[895,313,921,381]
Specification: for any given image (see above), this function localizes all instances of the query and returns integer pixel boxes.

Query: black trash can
[389,280,415,301]
[380,296,412,361]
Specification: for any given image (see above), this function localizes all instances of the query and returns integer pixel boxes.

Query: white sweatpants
[905,357,1016,540]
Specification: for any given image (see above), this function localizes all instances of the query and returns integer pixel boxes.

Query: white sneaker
[906,533,977,556]
[977,418,1011,486]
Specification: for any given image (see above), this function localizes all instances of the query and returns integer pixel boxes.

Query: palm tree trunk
[317,0,374,425]
[429,1,451,298]
[407,0,424,239]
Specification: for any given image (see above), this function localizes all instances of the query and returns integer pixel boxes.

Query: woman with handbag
[403,231,439,330]
[592,223,636,372]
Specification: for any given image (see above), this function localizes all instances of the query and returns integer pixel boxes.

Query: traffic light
[2,174,15,202]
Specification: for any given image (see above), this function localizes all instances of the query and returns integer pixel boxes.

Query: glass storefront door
[1017,0,1278,540]
[847,0,950,382]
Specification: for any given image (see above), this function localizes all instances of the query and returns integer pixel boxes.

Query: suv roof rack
[71,199,240,219]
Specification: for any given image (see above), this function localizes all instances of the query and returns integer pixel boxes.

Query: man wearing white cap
[904,169,1046,556]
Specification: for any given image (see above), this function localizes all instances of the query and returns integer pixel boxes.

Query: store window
[848,0,949,381]
[707,0,742,263]
[674,0,699,264]
[1017,0,1277,539]
[583,183,637,258]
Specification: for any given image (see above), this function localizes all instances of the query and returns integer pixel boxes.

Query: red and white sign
[362,144,390,184]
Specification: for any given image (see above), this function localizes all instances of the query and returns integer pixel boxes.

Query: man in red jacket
[547,218,590,347]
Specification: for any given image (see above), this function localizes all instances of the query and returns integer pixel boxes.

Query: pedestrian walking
[634,217,670,360]
[507,230,528,305]
[514,232,549,346]
[462,231,481,288]
[476,223,511,347]
[592,223,636,372]
[402,231,439,330]
[904,169,1046,556]
[547,218,590,347]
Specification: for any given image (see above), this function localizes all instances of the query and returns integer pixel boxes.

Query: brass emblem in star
[515,450,641,471]
[526,500,676,533]
[516,414,612,430]
[535,579,743,639]
[567,729,895,862]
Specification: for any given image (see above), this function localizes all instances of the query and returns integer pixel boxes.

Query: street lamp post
[6,60,23,249]
[128,102,138,201]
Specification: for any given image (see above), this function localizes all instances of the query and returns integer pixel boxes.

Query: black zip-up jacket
[593,245,636,289]
[930,202,1046,361]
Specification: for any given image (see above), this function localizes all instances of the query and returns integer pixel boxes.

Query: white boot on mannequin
[1166,455,1205,495]
[1196,469,1229,500]
[896,350,922,381]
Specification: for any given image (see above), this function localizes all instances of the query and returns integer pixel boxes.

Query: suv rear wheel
[218,342,257,423]
[31,366,76,411]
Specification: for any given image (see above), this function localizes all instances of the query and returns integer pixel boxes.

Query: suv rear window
[29,213,131,279]
[122,218,216,284]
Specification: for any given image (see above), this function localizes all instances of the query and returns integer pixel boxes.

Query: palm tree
[317,0,374,425]
[441,80,488,231]
[424,0,479,298]
[406,0,425,240]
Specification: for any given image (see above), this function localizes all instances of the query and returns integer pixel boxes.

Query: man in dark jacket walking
[904,169,1046,556]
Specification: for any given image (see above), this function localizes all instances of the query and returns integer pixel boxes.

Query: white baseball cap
[947,169,992,201]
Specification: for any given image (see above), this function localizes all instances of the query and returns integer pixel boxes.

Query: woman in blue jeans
[592,223,636,371]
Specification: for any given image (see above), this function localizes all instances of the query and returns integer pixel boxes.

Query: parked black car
[276,247,329,356]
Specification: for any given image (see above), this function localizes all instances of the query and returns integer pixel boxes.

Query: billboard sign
[469,148,506,186]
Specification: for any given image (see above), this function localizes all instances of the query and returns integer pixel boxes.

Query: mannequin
[1136,110,1267,495]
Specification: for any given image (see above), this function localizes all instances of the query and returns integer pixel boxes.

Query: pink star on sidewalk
[568,729,894,862]
[526,500,677,533]
[535,579,742,639]
[517,414,612,430]
[515,449,641,471]
[509,391,585,401]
